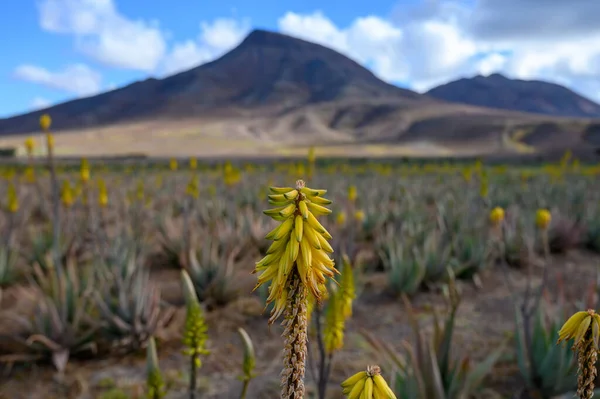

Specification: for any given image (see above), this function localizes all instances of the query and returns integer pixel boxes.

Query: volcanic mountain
[427,73,600,118]
[0,29,430,135]
[1,30,599,159]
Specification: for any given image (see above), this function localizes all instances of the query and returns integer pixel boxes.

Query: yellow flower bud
[535,209,552,230]
[336,211,346,226]
[61,180,74,208]
[189,158,197,170]
[7,183,18,213]
[489,206,505,226]
[24,166,36,183]
[40,114,52,131]
[24,137,35,155]
[80,167,90,183]
[347,185,357,202]
[97,179,108,208]
[354,210,365,222]
[186,175,199,199]
[169,158,178,171]
[99,192,108,208]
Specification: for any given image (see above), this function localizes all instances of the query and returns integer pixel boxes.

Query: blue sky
[1,0,599,118]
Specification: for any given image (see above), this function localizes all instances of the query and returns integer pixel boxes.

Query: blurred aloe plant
[184,237,240,309]
[94,253,173,352]
[0,246,19,288]
[513,291,577,397]
[377,232,426,296]
[363,270,506,399]
[28,228,81,273]
[156,213,186,269]
[5,256,98,373]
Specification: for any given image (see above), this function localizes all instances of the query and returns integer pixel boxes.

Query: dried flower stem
[577,328,598,399]
[280,270,308,399]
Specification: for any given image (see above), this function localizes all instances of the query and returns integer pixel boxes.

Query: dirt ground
[0,249,597,399]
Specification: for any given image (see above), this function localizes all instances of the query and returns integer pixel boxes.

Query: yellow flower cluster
[253,180,337,323]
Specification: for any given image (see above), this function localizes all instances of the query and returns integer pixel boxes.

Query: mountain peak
[486,73,508,80]
[236,29,342,53]
[0,28,425,135]
[241,29,293,46]
[472,73,508,81]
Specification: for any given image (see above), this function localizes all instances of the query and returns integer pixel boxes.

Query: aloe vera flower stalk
[253,179,337,398]
[181,270,210,399]
[489,206,505,242]
[146,337,166,399]
[4,183,18,248]
[237,327,257,399]
[557,309,600,399]
[347,185,357,203]
[24,137,35,157]
[6,182,19,214]
[40,113,63,280]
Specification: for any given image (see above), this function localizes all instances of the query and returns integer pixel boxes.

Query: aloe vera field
[2,127,600,399]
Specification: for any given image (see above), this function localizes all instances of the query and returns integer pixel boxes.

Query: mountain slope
[426,73,600,118]
[0,29,429,136]
[1,31,599,158]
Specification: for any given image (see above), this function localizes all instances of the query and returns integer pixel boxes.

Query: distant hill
[426,73,600,118]
[1,31,599,158]
[0,29,430,135]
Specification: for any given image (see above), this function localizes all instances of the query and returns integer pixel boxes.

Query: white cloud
[278,11,349,54]
[31,97,52,110]
[278,12,406,81]
[14,63,102,96]
[160,18,250,76]
[277,10,475,88]
[38,0,167,71]
[275,4,600,102]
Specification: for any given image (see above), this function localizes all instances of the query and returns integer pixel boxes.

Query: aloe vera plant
[448,232,490,279]
[156,214,186,269]
[513,295,577,397]
[418,231,453,284]
[28,228,80,272]
[0,245,18,287]
[95,254,173,351]
[378,237,426,296]
[364,271,506,399]
[185,237,240,308]
[6,257,98,373]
